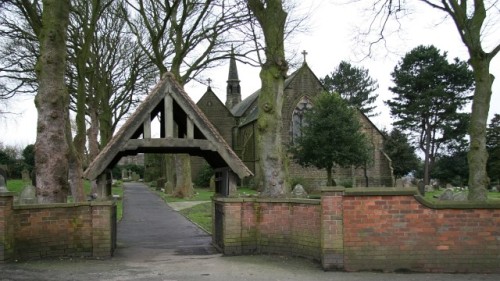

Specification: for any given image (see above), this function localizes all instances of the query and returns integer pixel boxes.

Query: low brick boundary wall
[213,197,321,260]
[0,192,116,262]
[214,188,500,273]
[339,188,500,273]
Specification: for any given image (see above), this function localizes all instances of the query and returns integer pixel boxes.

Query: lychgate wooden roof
[84,72,253,180]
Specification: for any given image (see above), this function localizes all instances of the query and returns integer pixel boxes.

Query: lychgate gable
[84,72,252,198]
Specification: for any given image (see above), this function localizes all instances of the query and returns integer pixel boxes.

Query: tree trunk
[423,125,432,185]
[88,108,100,195]
[326,166,334,186]
[467,58,493,201]
[248,0,289,197]
[173,154,193,198]
[34,0,71,203]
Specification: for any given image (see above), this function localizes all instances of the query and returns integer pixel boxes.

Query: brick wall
[0,193,115,261]
[341,189,500,273]
[214,197,321,261]
[215,188,500,273]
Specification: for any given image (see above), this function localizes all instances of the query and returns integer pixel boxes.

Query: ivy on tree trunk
[248,0,289,197]
[34,0,71,203]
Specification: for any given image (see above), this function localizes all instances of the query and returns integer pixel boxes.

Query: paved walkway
[115,182,215,261]
[1,182,499,281]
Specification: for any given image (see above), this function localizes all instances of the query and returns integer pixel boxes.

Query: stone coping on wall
[212,196,320,205]
[413,195,500,209]
[12,201,115,210]
[319,186,500,209]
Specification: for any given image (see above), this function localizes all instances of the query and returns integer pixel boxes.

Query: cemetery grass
[6,179,124,220]
[179,202,212,233]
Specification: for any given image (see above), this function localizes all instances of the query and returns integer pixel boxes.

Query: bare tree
[361,0,500,201]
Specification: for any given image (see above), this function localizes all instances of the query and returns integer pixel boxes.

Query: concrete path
[1,182,499,281]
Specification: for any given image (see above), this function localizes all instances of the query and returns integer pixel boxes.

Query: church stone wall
[193,91,238,181]
[281,66,393,190]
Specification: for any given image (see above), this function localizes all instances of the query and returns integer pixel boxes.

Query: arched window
[290,96,313,144]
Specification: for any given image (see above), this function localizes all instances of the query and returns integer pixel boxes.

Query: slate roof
[84,72,253,180]
[231,64,310,126]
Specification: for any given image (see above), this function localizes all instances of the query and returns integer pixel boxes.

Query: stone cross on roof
[302,50,308,63]
[207,78,212,87]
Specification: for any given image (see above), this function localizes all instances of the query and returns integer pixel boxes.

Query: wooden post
[165,95,174,138]
[187,117,194,139]
[143,115,151,139]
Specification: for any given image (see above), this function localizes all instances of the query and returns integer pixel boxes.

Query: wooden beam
[123,138,216,151]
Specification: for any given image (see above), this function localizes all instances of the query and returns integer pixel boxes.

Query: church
[192,53,394,189]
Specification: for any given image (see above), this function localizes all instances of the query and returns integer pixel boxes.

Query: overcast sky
[1,0,499,147]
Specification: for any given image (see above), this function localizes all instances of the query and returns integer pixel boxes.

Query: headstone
[438,188,454,201]
[491,186,498,192]
[0,175,8,192]
[209,175,216,192]
[445,183,453,190]
[417,180,425,195]
[424,185,434,192]
[19,185,36,204]
[21,169,31,182]
[395,178,404,188]
[128,169,132,179]
[291,184,308,198]
[121,169,127,179]
[132,172,140,181]
[452,192,467,201]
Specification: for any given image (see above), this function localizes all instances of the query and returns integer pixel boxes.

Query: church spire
[226,46,241,109]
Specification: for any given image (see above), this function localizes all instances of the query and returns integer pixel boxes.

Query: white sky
[1,0,499,147]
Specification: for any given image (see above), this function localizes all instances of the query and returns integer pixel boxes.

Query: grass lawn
[179,202,212,233]
[6,179,124,221]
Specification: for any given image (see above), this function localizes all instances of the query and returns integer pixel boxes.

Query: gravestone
[438,188,454,201]
[19,185,36,204]
[452,192,467,201]
[21,169,31,182]
[292,184,308,198]
[395,178,404,188]
[417,180,425,195]
[128,169,132,179]
[0,175,7,192]
[491,186,498,192]
[121,169,127,180]
[425,185,434,192]
[209,175,216,192]
[445,183,453,190]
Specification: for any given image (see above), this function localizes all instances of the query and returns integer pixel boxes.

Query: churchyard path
[1,182,499,281]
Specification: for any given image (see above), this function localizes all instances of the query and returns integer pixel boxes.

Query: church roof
[231,63,312,126]
[84,72,253,180]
